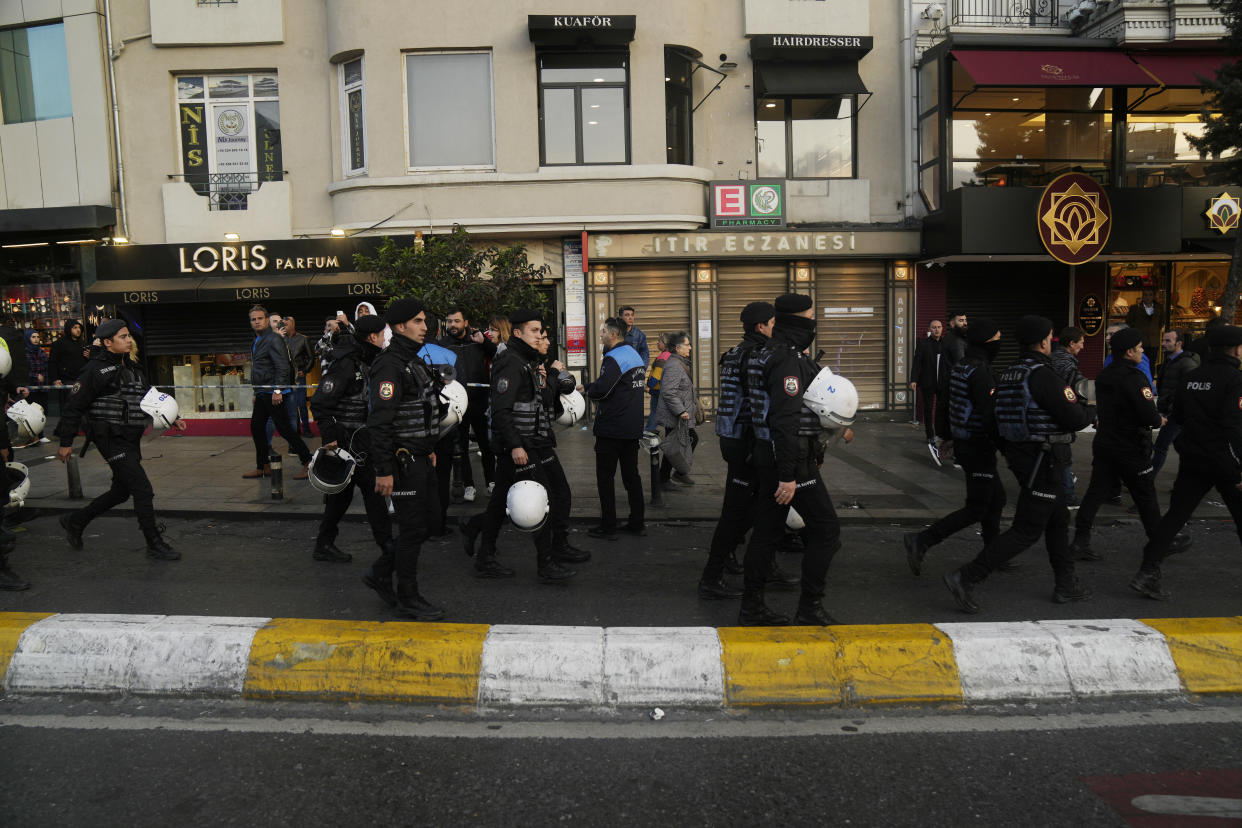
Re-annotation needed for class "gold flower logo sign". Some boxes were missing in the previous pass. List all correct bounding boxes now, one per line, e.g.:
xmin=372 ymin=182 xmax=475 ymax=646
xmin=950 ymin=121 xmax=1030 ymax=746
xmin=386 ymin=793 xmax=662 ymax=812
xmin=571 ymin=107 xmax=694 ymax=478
xmin=1037 ymin=173 xmax=1112 ymax=265
xmin=1206 ymin=192 xmax=1240 ymax=235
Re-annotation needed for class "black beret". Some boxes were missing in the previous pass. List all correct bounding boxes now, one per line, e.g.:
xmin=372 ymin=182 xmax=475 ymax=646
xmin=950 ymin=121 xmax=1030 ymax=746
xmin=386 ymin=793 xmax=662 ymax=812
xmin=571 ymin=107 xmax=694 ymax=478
xmin=774 ymin=293 xmax=813 ymax=314
xmin=510 ymin=308 xmax=543 ymax=329
xmin=1109 ymin=327 xmax=1143 ymax=356
xmin=1207 ymin=324 xmax=1242 ymax=348
xmin=740 ymin=301 xmax=776 ymax=328
xmin=383 ymin=298 xmax=424 ymax=326
xmin=95 ymin=319 xmax=127 ymax=341
xmin=967 ymin=316 xmax=1000 ymax=345
xmin=1014 ymin=314 xmax=1054 ymax=346
xmin=355 ymin=316 xmax=387 ymax=337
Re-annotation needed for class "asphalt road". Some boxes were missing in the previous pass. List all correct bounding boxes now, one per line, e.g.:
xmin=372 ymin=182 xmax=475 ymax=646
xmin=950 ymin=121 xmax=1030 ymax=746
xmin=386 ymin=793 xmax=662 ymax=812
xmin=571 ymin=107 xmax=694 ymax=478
xmin=2 ymin=696 xmax=1240 ymax=826
xmin=2 ymin=511 xmax=1238 ymax=625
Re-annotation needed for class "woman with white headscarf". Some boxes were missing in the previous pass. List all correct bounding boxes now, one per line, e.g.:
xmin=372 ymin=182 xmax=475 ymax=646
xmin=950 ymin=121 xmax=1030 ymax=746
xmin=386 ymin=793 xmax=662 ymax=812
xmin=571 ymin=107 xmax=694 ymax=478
xmin=354 ymin=301 xmax=391 ymax=348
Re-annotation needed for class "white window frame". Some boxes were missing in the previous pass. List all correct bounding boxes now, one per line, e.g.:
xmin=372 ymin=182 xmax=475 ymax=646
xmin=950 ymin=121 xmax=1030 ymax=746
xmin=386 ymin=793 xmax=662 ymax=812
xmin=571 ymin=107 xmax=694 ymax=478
xmin=340 ymin=57 xmax=368 ymax=177
xmin=173 ymin=72 xmax=281 ymax=180
xmin=403 ymin=49 xmax=497 ymax=173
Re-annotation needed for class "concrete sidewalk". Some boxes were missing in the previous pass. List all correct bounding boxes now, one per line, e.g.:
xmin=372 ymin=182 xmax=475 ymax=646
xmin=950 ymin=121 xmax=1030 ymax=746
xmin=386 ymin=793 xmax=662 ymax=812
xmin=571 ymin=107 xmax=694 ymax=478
xmin=17 ymin=416 xmax=1223 ymax=525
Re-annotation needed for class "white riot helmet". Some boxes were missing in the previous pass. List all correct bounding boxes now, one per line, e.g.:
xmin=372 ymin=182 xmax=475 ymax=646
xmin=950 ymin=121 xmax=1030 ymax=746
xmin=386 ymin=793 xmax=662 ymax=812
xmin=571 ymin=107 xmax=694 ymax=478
xmin=786 ymin=507 xmax=805 ymax=531
xmin=556 ymin=389 xmax=586 ymax=426
xmin=4 ymin=462 xmax=28 ymax=508
xmin=506 ymin=479 xmax=549 ymax=532
xmin=7 ymin=400 xmax=45 ymax=445
xmin=438 ymin=380 xmax=469 ymax=434
xmin=140 ymin=387 xmax=180 ymax=431
xmin=803 ymin=368 xmax=859 ymax=428
xmin=0 ymin=344 xmax=11 ymax=378
xmin=307 ymin=446 xmax=357 ymax=495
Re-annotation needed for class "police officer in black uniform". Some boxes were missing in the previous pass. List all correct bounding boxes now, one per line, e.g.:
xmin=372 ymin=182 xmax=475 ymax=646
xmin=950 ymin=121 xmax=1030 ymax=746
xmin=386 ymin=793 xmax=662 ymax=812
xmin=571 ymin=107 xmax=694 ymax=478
xmin=538 ymin=327 xmax=590 ymax=563
xmin=56 ymin=319 xmax=180 ymax=560
xmin=311 ymin=314 xmax=391 ymax=566
xmin=904 ymin=318 xmax=1005 ymax=574
xmin=700 ymin=301 xmax=775 ymax=600
xmin=0 ymin=415 xmax=27 ymax=590
xmin=367 ymin=298 xmax=445 ymax=620
xmin=461 ymin=309 xmax=577 ymax=582
xmin=1070 ymin=327 xmax=1190 ymax=561
xmin=740 ymin=294 xmax=842 ymax=626
xmin=1131 ymin=324 xmax=1242 ymax=600
xmin=944 ymin=315 xmax=1095 ymax=613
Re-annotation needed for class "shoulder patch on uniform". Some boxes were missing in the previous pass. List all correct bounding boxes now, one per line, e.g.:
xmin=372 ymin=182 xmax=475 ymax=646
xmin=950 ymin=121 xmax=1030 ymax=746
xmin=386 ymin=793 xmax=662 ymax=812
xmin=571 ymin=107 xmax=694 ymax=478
xmin=378 ymin=381 xmax=394 ymax=400
xmin=321 ymin=379 xmax=335 ymax=394
xmin=70 ymin=382 xmax=81 ymax=395
xmin=1141 ymin=386 xmax=1153 ymax=400
xmin=783 ymin=376 xmax=800 ymax=396
xmin=1063 ymin=387 xmax=1077 ymax=403
xmin=497 ymin=377 xmax=509 ymax=394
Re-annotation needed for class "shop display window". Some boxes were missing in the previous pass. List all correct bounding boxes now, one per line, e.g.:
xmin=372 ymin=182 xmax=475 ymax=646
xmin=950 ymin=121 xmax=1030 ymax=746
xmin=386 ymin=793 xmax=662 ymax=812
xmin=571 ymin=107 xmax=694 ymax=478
xmin=152 ymin=353 xmax=256 ymax=418
xmin=1106 ymin=263 xmax=1167 ymax=356
xmin=1171 ymin=261 xmax=1236 ymax=338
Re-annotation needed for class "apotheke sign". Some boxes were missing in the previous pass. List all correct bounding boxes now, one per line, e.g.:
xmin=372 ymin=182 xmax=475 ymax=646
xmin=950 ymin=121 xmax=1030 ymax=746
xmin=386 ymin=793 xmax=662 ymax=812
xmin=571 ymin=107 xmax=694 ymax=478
xmin=589 ymin=230 xmax=919 ymax=260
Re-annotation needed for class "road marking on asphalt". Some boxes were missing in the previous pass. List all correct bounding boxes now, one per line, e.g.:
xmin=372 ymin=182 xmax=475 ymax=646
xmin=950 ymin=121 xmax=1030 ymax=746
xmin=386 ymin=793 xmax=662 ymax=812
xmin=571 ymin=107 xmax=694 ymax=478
xmin=3 ymin=707 xmax=1238 ymax=740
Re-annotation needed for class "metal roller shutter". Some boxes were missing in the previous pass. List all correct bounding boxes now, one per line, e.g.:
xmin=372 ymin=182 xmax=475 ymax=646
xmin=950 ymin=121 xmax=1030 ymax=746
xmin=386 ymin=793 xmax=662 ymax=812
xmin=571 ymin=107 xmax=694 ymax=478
xmin=945 ymin=264 xmax=1069 ymax=370
xmin=815 ymin=261 xmax=887 ymax=411
xmin=612 ymin=264 xmax=691 ymax=415
xmin=129 ymin=298 xmax=362 ymax=357
xmin=717 ymin=263 xmax=786 ymax=350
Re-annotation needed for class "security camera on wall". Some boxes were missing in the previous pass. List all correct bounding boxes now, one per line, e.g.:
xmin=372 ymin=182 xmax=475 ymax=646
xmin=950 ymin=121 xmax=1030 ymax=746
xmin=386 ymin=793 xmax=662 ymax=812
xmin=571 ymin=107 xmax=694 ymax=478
xmin=925 ymin=3 xmax=944 ymax=21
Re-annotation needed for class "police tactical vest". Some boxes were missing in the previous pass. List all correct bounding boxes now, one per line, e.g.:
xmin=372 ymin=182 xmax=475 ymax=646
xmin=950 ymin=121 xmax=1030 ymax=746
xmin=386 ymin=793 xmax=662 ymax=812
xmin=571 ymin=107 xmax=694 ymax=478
xmin=512 ymin=362 xmax=551 ymax=439
xmin=330 ymin=358 xmax=369 ymax=430
xmin=716 ymin=342 xmax=755 ymax=441
xmin=949 ymin=359 xmax=984 ymax=441
xmin=393 ymin=359 xmax=442 ymax=444
xmin=88 ymin=363 xmax=148 ymax=428
xmin=994 ymin=358 xmax=1059 ymax=442
xmin=747 ymin=347 xmax=775 ymax=443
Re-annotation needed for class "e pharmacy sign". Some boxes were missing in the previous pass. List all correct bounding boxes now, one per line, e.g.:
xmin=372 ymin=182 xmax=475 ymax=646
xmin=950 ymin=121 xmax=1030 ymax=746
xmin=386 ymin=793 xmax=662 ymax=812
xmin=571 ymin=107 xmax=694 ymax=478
xmin=710 ymin=180 xmax=786 ymax=229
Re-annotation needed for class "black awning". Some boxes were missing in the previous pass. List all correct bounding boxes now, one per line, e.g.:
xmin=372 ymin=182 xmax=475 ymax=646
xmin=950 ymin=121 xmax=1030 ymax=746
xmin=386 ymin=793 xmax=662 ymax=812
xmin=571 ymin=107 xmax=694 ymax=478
xmin=195 ymin=276 xmax=310 ymax=302
xmin=754 ymin=60 xmax=869 ymax=97
xmin=528 ymin=15 xmax=635 ymax=47
xmin=0 ymin=205 xmax=116 ymax=237
xmin=85 ymin=278 xmax=201 ymax=304
xmin=306 ymin=272 xmax=384 ymax=299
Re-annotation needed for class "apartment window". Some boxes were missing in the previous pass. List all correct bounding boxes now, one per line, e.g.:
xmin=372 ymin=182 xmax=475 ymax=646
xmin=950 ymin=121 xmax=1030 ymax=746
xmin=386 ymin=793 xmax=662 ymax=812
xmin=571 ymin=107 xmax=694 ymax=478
xmin=0 ymin=22 xmax=72 ymax=124
xmin=665 ymin=47 xmax=692 ymax=165
xmin=175 ymin=73 xmax=281 ymax=210
xmin=406 ymin=52 xmax=494 ymax=169
xmin=539 ymin=52 xmax=629 ymax=166
xmin=341 ymin=58 xmax=366 ymax=175
xmin=756 ymin=96 xmax=856 ymax=179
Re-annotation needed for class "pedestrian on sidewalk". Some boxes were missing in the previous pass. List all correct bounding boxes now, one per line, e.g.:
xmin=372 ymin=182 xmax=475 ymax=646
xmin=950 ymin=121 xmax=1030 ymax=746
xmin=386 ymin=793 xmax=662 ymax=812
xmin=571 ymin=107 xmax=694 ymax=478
xmin=283 ymin=315 xmax=315 ymax=437
xmin=655 ymin=332 xmax=697 ymax=486
xmin=1131 ymin=324 xmax=1242 ymax=601
xmin=943 ymin=315 xmax=1095 ymax=614
xmin=909 ymin=320 xmax=943 ymax=464
xmin=23 ymin=330 xmax=48 ymax=415
xmin=584 ymin=316 xmax=647 ymax=541
xmin=904 ymin=318 xmax=1005 ymax=576
xmin=439 ymin=307 xmax=496 ymax=504
xmin=367 ymin=298 xmax=445 ymax=620
xmin=934 ymin=313 xmax=969 ymax=465
xmin=310 ymin=315 xmax=391 ymax=566
xmin=244 ymin=305 xmax=312 ymax=480
xmin=1152 ymin=328 xmax=1199 ymax=476
xmin=644 ymin=333 xmax=669 ymax=433
xmin=55 ymin=320 xmax=183 ymax=561
xmin=619 ymin=305 xmax=649 ymax=368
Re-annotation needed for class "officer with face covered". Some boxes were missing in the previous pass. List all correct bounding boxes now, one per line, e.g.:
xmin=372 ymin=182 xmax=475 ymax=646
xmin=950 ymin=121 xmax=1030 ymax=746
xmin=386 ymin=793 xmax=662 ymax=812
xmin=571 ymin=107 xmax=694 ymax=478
xmin=55 ymin=319 xmax=180 ymax=560
xmin=944 ymin=315 xmax=1095 ymax=613
xmin=740 ymin=293 xmax=843 ymax=626
xmin=904 ymin=318 xmax=1006 ymax=574
xmin=367 ymin=298 xmax=445 ymax=620
xmin=310 ymin=314 xmax=391 ymax=567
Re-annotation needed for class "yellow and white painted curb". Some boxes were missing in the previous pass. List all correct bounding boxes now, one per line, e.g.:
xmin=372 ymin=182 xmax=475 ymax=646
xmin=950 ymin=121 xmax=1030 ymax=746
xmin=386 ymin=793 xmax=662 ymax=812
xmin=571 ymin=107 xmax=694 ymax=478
xmin=1 ymin=613 xmax=1239 ymax=707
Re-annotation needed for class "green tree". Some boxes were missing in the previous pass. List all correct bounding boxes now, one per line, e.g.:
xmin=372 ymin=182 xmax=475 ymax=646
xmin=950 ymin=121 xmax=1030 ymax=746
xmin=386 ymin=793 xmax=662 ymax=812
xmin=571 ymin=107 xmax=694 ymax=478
xmin=1189 ymin=0 xmax=1242 ymax=321
xmin=353 ymin=225 xmax=547 ymax=327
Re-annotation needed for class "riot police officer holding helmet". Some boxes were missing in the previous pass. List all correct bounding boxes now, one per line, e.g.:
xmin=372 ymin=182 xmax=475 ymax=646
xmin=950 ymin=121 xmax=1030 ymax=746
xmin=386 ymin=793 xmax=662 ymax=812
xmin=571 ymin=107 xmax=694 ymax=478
xmin=368 ymin=298 xmax=445 ymax=620
xmin=56 ymin=319 xmax=183 ymax=560
xmin=944 ymin=315 xmax=1095 ymax=613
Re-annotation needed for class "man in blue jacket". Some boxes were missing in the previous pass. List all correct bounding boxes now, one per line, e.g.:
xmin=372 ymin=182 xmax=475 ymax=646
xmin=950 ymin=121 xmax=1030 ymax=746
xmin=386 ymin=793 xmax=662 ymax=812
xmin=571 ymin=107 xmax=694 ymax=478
xmin=619 ymin=305 xmax=649 ymax=368
xmin=244 ymin=305 xmax=313 ymax=479
xmin=419 ymin=321 xmax=459 ymax=536
xmin=585 ymin=316 xmax=646 ymax=539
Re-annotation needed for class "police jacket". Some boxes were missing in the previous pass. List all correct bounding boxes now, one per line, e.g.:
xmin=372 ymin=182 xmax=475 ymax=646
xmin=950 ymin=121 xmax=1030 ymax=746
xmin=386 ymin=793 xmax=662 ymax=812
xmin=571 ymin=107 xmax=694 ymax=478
xmin=1171 ymin=354 xmax=1242 ymax=483
xmin=1156 ymin=349 xmax=1200 ymax=416
xmin=993 ymin=350 xmax=1094 ymax=461
xmin=437 ymin=331 xmax=494 ymax=387
xmin=947 ymin=344 xmax=998 ymax=457
xmin=310 ymin=334 xmax=376 ymax=444
xmin=250 ymin=328 xmax=293 ymax=393
xmin=1093 ymin=358 xmax=1163 ymax=456
xmin=56 ymin=349 xmax=150 ymax=446
xmin=489 ymin=336 xmax=555 ymax=452
xmin=716 ymin=331 xmax=768 ymax=462
xmin=586 ymin=342 xmax=646 ymax=440
xmin=749 ymin=320 xmax=822 ymax=481
xmin=367 ymin=333 xmax=444 ymax=475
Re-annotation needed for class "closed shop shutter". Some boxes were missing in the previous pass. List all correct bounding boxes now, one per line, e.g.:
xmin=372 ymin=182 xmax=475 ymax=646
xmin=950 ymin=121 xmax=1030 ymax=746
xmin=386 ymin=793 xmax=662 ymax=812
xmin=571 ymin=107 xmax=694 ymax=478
xmin=717 ymin=263 xmax=786 ymax=350
xmin=612 ymin=264 xmax=691 ymax=364
xmin=130 ymin=298 xmax=348 ymax=357
xmin=946 ymin=263 xmax=1069 ymax=370
xmin=816 ymin=261 xmax=887 ymax=410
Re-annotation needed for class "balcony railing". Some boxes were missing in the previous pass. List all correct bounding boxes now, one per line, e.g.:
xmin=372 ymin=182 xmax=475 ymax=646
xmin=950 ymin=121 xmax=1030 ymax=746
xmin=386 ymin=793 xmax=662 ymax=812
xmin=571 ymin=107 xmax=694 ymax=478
xmin=167 ymin=171 xmax=284 ymax=211
xmin=950 ymin=0 xmax=1065 ymax=28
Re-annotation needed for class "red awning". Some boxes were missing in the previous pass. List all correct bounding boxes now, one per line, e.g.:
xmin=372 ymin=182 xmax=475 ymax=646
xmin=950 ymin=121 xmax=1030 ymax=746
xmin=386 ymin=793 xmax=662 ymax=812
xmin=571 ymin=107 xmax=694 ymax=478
xmin=1129 ymin=53 xmax=1235 ymax=87
xmin=953 ymin=49 xmax=1154 ymax=87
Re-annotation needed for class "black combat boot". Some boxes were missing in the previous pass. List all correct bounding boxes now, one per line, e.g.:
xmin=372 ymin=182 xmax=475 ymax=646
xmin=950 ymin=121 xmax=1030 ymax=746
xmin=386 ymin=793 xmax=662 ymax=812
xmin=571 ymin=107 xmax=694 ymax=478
xmin=0 ymin=553 xmax=29 ymax=591
xmin=474 ymin=543 xmax=516 ymax=579
xmin=536 ymin=552 xmax=576 ymax=583
xmin=460 ymin=520 xmax=480 ymax=557
xmin=738 ymin=592 xmax=789 ymax=626
xmin=1069 ymin=532 xmax=1100 ymax=561
xmin=313 ymin=537 xmax=352 ymax=563
xmin=394 ymin=580 xmax=445 ymax=621
xmin=766 ymin=558 xmax=800 ymax=588
xmin=697 ymin=578 xmax=743 ymax=600
xmin=792 ymin=599 xmax=839 ymax=626
xmin=60 ymin=513 xmax=85 ymax=550
xmin=943 ymin=569 xmax=980 ymax=614
xmin=903 ymin=532 xmax=929 ymax=576
xmin=552 ymin=535 xmax=591 ymax=564
xmin=1168 ymin=533 xmax=1193 ymax=556
xmin=1130 ymin=567 xmax=1170 ymax=600
xmin=362 ymin=569 xmax=397 ymax=607
xmin=723 ymin=546 xmax=744 ymax=575
xmin=145 ymin=531 xmax=180 ymax=561
xmin=1051 ymin=576 xmax=1093 ymax=604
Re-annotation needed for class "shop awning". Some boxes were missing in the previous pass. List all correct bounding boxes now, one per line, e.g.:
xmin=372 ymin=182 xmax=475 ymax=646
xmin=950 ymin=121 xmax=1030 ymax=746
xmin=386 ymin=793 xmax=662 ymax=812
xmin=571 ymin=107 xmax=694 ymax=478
xmin=952 ymin=49 xmax=1154 ymax=87
xmin=307 ymin=272 xmax=383 ymax=298
xmin=1129 ymin=53 xmax=1235 ymax=88
xmin=195 ymin=276 xmax=310 ymax=302
xmin=84 ymin=278 xmax=200 ymax=304
xmin=527 ymin=15 xmax=635 ymax=47
xmin=754 ymin=60 xmax=868 ymax=98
